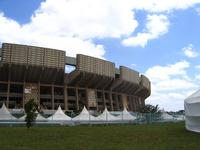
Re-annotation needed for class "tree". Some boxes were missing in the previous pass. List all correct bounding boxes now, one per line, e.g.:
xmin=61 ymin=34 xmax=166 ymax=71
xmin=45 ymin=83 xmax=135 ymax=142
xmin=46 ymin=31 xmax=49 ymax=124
xmin=24 ymin=99 xmax=38 ymax=128
xmin=138 ymin=104 xmax=161 ymax=123
xmin=139 ymin=104 xmax=161 ymax=114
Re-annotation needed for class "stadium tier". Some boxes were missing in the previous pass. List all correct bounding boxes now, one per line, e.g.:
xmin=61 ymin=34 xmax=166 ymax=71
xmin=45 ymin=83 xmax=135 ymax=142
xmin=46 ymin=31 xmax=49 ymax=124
xmin=0 ymin=43 xmax=151 ymax=112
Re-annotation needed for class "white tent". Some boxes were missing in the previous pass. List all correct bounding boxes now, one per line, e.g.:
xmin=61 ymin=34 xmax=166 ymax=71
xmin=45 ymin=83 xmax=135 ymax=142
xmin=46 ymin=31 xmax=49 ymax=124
xmin=117 ymin=107 xmax=136 ymax=121
xmin=18 ymin=111 xmax=47 ymax=121
xmin=95 ymin=107 xmax=120 ymax=121
xmin=0 ymin=103 xmax=17 ymax=120
xmin=19 ymin=114 xmax=26 ymax=121
xmin=48 ymin=106 xmax=71 ymax=121
xmin=36 ymin=111 xmax=47 ymax=121
xmin=73 ymin=106 xmax=96 ymax=121
xmin=175 ymin=115 xmax=185 ymax=121
xmin=185 ymin=89 xmax=200 ymax=133
xmin=161 ymin=112 xmax=174 ymax=120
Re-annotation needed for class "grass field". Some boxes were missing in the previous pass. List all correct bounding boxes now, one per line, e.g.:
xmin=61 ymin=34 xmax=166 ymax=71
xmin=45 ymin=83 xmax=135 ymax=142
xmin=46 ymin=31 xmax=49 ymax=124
xmin=0 ymin=122 xmax=200 ymax=150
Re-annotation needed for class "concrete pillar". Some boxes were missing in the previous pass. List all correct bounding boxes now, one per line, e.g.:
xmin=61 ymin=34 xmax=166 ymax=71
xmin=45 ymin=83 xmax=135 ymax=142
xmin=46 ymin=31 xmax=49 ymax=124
xmin=64 ymin=85 xmax=68 ymax=110
xmin=102 ymin=90 xmax=106 ymax=108
xmin=115 ymin=94 xmax=119 ymax=110
xmin=109 ymin=92 xmax=114 ymax=111
xmin=38 ymin=82 xmax=40 ymax=108
xmin=95 ymin=89 xmax=98 ymax=111
xmin=6 ymin=81 xmax=10 ymax=108
xmin=75 ymin=87 xmax=79 ymax=111
xmin=51 ymin=85 xmax=54 ymax=110
xmin=85 ymin=88 xmax=89 ymax=109
xmin=22 ymin=82 xmax=25 ymax=108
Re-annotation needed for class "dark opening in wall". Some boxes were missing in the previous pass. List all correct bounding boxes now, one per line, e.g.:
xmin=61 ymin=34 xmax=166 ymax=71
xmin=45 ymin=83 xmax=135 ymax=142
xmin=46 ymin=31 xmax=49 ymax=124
xmin=0 ymin=83 xmax=7 ymax=92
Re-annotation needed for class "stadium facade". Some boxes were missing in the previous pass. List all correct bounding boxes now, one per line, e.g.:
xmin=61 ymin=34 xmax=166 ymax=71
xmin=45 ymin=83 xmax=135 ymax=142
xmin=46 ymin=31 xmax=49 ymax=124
xmin=0 ymin=43 xmax=151 ymax=112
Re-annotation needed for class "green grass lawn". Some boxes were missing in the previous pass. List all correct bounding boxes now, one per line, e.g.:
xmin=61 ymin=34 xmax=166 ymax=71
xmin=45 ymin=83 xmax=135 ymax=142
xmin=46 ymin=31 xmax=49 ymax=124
xmin=0 ymin=122 xmax=200 ymax=150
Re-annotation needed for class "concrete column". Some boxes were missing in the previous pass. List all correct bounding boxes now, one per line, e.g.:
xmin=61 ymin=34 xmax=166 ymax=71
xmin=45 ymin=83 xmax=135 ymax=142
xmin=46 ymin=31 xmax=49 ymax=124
xmin=85 ymin=88 xmax=89 ymax=109
xmin=109 ymin=92 xmax=114 ymax=111
xmin=129 ymin=96 xmax=133 ymax=111
xmin=64 ymin=85 xmax=68 ymax=110
xmin=118 ymin=94 xmax=123 ymax=110
xmin=135 ymin=98 xmax=139 ymax=111
xmin=22 ymin=82 xmax=25 ymax=109
xmin=115 ymin=94 xmax=119 ymax=110
xmin=95 ymin=89 xmax=98 ymax=111
xmin=102 ymin=90 xmax=106 ymax=108
xmin=6 ymin=81 xmax=10 ymax=108
xmin=51 ymin=85 xmax=54 ymax=110
xmin=75 ymin=87 xmax=79 ymax=111
xmin=7 ymin=64 xmax=11 ymax=108
xmin=38 ymin=82 xmax=40 ymax=108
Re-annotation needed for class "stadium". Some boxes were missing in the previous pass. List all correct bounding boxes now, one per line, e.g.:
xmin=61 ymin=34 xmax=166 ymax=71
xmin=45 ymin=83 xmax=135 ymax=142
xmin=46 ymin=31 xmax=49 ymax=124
xmin=0 ymin=43 xmax=151 ymax=112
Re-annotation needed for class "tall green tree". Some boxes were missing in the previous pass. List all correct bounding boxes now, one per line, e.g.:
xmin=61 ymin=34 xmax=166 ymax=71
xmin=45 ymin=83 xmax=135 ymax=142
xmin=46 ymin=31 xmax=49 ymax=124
xmin=24 ymin=99 xmax=38 ymax=128
xmin=139 ymin=104 xmax=161 ymax=114
xmin=138 ymin=104 xmax=161 ymax=123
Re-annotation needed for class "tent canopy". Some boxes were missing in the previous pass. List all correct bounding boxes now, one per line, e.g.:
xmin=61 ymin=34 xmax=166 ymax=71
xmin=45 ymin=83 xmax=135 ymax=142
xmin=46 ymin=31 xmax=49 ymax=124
xmin=48 ymin=106 xmax=71 ymax=121
xmin=19 ymin=114 xmax=26 ymax=121
xmin=185 ymin=90 xmax=200 ymax=116
xmin=0 ymin=103 xmax=17 ymax=120
xmin=19 ymin=111 xmax=47 ymax=121
xmin=35 ymin=111 xmax=47 ymax=121
xmin=185 ymin=89 xmax=200 ymax=133
xmin=95 ymin=107 xmax=120 ymax=121
xmin=185 ymin=89 xmax=200 ymax=103
xmin=73 ymin=106 xmax=96 ymax=121
xmin=161 ymin=112 xmax=173 ymax=120
xmin=117 ymin=107 xmax=136 ymax=120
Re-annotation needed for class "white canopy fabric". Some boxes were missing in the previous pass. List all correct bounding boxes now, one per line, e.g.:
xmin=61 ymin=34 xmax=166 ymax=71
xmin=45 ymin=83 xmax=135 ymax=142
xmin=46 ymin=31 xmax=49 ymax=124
xmin=18 ymin=111 xmax=47 ymax=121
xmin=73 ymin=106 xmax=96 ymax=121
xmin=19 ymin=115 xmax=26 ymax=121
xmin=95 ymin=107 xmax=120 ymax=121
xmin=175 ymin=115 xmax=185 ymax=121
xmin=48 ymin=106 xmax=71 ymax=121
xmin=117 ymin=107 xmax=136 ymax=120
xmin=35 ymin=111 xmax=47 ymax=121
xmin=0 ymin=103 xmax=17 ymax=120
xmin=185 ymin=90 xmax=200 ymax=133
xmin=161 ymin=112 xmax=174 ymax=120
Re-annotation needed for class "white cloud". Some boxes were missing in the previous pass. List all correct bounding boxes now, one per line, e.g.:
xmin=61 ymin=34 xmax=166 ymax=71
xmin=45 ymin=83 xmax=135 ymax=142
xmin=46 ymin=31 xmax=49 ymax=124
xmin=195 ymin=74 xmax=200 ymax=80
xmin=129 ymin=0 xmax=200 ymax=12
xmin=121 ymin=0 xmax=200 ymax=47
xmin=0 ymin=0 xmax=200 ymax=53
xmin=195 ymin=65 xmax=200 ymax=69
xmin=145 ymin=60 xmax=198 ymax=111
xmin=145 ymin=60 xmax=189 ymax=82
xmin=0 ymin=0 xmax=141 ymax=58
xmin=196 ymin=7 xmax=200 ymax=15
xmin=130 ymin=63 xmax=137 ymax=67
xmin=182 ymin=44 xmax=199 ymax=58
xmin=122 ymin=14 xmax=169 ymax=47
xmin=0 ymin=12 xmax=106 ymax=58
xmin=29 ymin=0 xmax=138 ymax=39
xmin=194 ymin=65 xmax=200 ymax=82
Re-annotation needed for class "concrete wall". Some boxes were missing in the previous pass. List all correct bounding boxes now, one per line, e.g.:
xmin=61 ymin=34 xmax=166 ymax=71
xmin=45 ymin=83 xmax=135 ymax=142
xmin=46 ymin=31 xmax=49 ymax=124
xmin=141 ymin=75 xmax=150 ymax=89
xmin=77 ymin=54 xmax=115 ymax=77
xmin=120 ymin=66 xmax=140 ymax=84
xmin=1 ymin=43 xmax=65 ymax=69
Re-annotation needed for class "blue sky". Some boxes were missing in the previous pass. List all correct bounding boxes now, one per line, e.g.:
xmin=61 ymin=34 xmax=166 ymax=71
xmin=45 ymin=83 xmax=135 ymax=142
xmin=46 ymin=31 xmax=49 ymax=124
xmin=1 ymin=0 xmax=200 ymax=111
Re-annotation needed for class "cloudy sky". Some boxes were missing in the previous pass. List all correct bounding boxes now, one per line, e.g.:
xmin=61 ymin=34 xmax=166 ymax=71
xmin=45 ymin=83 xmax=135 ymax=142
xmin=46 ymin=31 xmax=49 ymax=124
xmin=1 ymin=0 xmax=200 ymax=111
